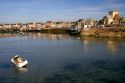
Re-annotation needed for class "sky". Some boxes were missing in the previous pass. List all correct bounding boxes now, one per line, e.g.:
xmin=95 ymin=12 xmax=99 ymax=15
xmin=0 ymin=0 xmax=125 ymax=23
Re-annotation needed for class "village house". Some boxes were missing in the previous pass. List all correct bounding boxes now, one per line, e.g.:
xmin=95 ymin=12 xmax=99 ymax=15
xmin=0 ymin=24 xmax=3 ymax=29
xmin=53 ymin=22 xmax=63 ymax=28
xmin=45 ymin=21 xmax=54 ymax=28
xmin=85 ymin=18 xmax=94 ymax=28
xmin=77 ymin=19 xmax=85 ymax=29
xmin=14 ymin=23 xmax=22 ymax=29
xmin=61 ymin=21 xmax=71 ymax=29
xmin=20 ymin=24 xmax=27 ymax=31
xmin=9 ymin=23 xmax=22 ymax=29
xmin=36 ymin=23 xmax=44 ymax=30
xmin=27 ymin=22 xmax=37 ymax=30
xmin=3 ymin=24 xmax=12 ymax=29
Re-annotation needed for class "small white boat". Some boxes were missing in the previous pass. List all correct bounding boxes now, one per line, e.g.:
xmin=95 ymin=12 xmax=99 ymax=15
xmin=11 ymin=55 xmax=28 ymax=68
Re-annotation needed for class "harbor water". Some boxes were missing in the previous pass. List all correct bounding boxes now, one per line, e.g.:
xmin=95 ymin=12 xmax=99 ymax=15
xmin=0 ymin=33 xmax=125 ymax=83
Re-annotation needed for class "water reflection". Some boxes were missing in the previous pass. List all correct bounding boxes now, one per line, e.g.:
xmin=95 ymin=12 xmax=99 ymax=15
xmin=13 ymin=67 xmax=28 ymax=74
xmin=26 ymin=33 xmax=78 ymax=40
xmin=82 ymin=39 xmax=89 ymax=53
xmin=80 ymin=37 xmax=125 ymax=55
xmin=26 ymin=33 xmax=125 ymax=55
xmin=0 ymin=33 xmax=16 ymax=38
xmin=107 ymin=40 xmax=118 ymax=55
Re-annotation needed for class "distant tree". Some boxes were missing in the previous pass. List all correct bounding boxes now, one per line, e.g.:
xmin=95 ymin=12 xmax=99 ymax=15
xmin=98 ymin=19 xmax=104 ymax=25
xmin=103 ymin=16 xmax=107 ymax=19
xmin=120 ymin=17 xmax=124 ymax=22
xmin=103 ymin=16 xmax=107 ymax=25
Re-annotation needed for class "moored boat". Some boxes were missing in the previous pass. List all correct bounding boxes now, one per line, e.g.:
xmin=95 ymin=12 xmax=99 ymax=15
xmin=69 ymin=26 xmax=81 ymax=35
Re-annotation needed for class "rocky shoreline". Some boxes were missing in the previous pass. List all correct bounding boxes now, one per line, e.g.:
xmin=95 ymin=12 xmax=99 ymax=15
xmin=80 ymin=27 xmax=125 ymax=38
xmin=0 ymin=27 xmax=125 ymax=38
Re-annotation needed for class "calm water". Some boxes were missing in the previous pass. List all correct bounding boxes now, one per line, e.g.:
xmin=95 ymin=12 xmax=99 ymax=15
xmin=0 ymin=33 xmax=125 ymax=83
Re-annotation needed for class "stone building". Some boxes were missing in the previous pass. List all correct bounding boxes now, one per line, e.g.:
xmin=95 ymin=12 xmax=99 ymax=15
xmin=77 ymin=19 xmax=85 ymax=29
xmin=0 ymin=24 xmax=3 ymax=29
xmin=85 ymin=18 xmax=94 ymax=28
xmin=46 ymin=21 xmax=53 ymax=28
xmin=12 ymin=23 xmax=22 ymax=29
xmin=27 ymin=22 xmax=37 ymax=30
xmin=62 ymin=22 xmax=71 ymax=28
xmin=53 ymin=22 xmax=63 ymax=28
xmin=103 ymin=10 xmax=121 ymax=26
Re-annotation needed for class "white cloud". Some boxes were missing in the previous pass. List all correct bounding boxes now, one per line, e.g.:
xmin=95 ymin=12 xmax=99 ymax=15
xmin=65 ymin=6 xmax=101 ymax=12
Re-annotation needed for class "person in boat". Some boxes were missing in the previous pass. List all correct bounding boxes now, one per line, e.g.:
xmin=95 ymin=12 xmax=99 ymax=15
xmin=14 ymin=55 xmax=23 ymax=64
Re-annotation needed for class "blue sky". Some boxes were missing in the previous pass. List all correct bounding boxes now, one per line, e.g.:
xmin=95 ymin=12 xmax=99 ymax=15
xmin=0 ymin=0 xmax=125 ymax=23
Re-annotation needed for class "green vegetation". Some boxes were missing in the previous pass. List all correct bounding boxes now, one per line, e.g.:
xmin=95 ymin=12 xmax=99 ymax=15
xmin=0 ymin=29 xmax=69 ymax=34
xmin=0 ymin=29 xmax=20 ymax=34
xmin=23 ymin=29 xmax=69 ymax=34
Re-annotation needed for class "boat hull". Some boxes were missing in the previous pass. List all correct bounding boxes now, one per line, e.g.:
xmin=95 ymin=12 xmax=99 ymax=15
xmin=11 ymin=58 xmax=28 ymax=68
